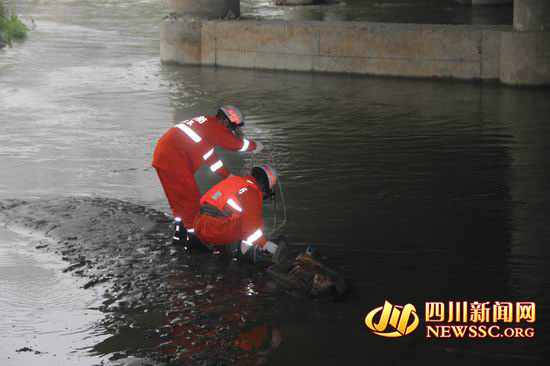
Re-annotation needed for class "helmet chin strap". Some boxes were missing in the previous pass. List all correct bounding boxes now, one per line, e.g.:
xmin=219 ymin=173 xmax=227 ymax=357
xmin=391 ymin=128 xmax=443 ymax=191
xmin=241 ymin=138 xmax=287 ymax=235
xmin=265 ymin=177 xmax=286 ymax=236
xmin=263 ymin=189 xmax=275 ymax=200
xmin=233 ymin=126 xmax=243 ymax=137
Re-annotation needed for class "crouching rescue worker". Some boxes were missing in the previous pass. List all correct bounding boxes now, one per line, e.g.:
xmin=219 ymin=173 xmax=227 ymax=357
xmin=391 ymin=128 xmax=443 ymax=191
xmin=152 ymin=106 xmax=264 ymax=247
xmin=192 ymin=165 xmax=279 ymax=263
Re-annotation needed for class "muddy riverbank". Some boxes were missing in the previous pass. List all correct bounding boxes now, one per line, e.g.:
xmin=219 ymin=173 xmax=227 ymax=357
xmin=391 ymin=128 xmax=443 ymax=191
xmin=0 ymin=196 xmax=335 ymax=364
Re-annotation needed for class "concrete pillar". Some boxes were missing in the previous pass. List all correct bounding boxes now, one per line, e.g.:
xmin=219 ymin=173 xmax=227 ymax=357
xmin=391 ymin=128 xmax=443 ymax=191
xmin=500 ymin=31 xmax=550 ymax=85
xmin=161 ymin=0 xmax=240 ymax=65
xmin=160 ymin=16 xmax=203 ymax=65
xmin=513 ymin=0 xmax=550 ymax=31
xmin=500 ymin=0 xmax=550 ymax=86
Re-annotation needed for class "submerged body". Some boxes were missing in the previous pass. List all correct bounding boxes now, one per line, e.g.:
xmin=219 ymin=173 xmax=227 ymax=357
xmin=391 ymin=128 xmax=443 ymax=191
xmin=268 ymin=237 xmax=347 ymax=301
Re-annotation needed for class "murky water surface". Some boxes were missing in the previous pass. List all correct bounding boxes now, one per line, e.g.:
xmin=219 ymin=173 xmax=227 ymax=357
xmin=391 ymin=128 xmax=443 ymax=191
xmin=243 ymin=0 xmax=512 ymax=24
xmin=1 ymin=0 xmax=548 ymax=365
xmin=0 ymin=227 xmax=107 ymax=365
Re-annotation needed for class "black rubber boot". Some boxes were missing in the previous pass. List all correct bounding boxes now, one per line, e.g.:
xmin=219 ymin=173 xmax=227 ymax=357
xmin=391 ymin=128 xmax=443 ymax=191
xmin=184 ymin=233 xmax=212 ymax=253
xmin=240 ymin=244 xmax=273 ymax=264
xmin=171 ymin=217 xmax=186 ymax=246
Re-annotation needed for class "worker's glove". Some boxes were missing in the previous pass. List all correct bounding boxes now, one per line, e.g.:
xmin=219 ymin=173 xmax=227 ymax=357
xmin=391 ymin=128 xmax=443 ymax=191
xmin=253 ymin=140 xmax=264 ymax=153
xmin=264 ymin=241 xmax=278 ymax=254
xmin=239 ymin=241 xmax=273 ymax=264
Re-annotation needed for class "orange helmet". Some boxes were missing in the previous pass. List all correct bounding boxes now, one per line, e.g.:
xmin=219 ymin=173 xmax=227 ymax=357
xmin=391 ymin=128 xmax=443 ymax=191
xmin=218 ymin=105 xmax=244 ymax=128
xmin=252 ymin=165 xmax=278 ymax=193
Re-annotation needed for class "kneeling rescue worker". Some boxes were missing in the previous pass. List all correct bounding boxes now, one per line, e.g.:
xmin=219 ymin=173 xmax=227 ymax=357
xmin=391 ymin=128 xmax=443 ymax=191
xmin=192 ymin=165 xmax=279 ymax=262
xmin=152 ymin=106 xmax=264 ymax=247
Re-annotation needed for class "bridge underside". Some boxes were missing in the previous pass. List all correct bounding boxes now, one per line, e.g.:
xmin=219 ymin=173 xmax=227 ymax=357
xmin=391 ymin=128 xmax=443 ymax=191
xmin=160 ymin=0 xmax=550 ymax=87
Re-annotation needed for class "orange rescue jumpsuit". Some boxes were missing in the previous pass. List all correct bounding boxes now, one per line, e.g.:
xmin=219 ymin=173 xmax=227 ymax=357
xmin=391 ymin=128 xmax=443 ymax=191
xmin=193 ymin=175 xmax=268 ymax=248
xmin=152 ymin=116 xmax=257 ymax=228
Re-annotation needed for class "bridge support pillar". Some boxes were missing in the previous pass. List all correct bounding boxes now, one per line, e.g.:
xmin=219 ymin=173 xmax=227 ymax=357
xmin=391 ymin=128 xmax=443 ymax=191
xmin=161 ymin=0 xmax=240 ymax=65
xmin=500 ymin=0 xmax=550 ymax=86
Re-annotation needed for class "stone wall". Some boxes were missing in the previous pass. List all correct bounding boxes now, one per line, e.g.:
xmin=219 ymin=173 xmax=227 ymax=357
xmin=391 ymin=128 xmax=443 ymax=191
xmin=160 ymin=18 xmax=549 ymax=86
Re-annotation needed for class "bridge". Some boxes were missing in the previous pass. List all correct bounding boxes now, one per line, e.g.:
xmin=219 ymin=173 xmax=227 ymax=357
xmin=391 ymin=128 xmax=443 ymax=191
xmin=160 ymin=0 xmax=550 ymax=86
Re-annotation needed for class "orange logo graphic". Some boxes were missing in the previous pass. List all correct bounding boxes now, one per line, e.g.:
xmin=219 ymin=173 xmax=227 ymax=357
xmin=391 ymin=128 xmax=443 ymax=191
xmin=365 ymin=300 xmax=419 ymax=337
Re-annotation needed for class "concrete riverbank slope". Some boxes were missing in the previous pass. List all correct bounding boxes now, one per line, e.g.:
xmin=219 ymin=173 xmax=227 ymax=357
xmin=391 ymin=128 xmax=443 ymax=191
xmin=161 ymin=18 xmax=549 ymax=86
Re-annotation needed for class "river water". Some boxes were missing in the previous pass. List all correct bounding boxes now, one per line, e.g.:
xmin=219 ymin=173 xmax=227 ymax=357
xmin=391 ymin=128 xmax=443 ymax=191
xmin=1 ymin=0 xmax=548 ymax=365
xmin=243 ymin=0 xmax=512 ymax=24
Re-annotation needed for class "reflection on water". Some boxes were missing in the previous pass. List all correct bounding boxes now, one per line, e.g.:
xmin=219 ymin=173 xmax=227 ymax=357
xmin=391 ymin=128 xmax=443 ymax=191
xmin=0 ymin=0 xmax=548 ymax=364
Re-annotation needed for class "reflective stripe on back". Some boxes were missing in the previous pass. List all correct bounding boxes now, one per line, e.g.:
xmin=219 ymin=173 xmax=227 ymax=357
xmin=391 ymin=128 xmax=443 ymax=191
xmin=226 ymin=198 xmax=243 ymax=212
xmin=210 ymin=160 xmax=223 ymax=172
xmin=239 ymin=139 xmax=250 ymax=152
xmin=176 ymin=123 xmax=202 ymax=143
xmin=200 ymin=176 xmax=258 ymax=217
xmin=203 ymin=148 xmax=214 ymax=160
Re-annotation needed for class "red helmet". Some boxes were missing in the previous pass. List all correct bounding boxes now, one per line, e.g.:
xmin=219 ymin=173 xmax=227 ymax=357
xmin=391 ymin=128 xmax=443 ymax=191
xmin=219 ymin=105 xmax=244 ymax=127
xmin=252 ymin=165 xmax=278 ymax=191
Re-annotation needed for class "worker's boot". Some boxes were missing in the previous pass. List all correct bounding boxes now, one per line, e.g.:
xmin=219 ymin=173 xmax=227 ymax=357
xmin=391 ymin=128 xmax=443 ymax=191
xmin=239 ymin=242 xmax=273 ymax=264
xmin=171 ymin=217 xmax=185 ymax=246
xmin=184 ymin=232 xmax=212 ymax=253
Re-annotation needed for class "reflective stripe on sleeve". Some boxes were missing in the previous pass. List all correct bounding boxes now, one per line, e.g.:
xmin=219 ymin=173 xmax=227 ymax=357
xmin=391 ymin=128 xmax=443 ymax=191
xmin=203 ymin=148 xmax=214 ymax=160
xmin=176 ymin=124 xmax=202 ymax=143
xmin=210 ymin=160 xmax=223 ymax=172
xmin=243 ymin=228 xmax=262 ymax=245
xmin=187 ymin=228 xmax=194 ymax=233
xmin=239 ymin=139 xmax=250 ymax=152
xmin=226 ymin=198 xmax=243 ymax=212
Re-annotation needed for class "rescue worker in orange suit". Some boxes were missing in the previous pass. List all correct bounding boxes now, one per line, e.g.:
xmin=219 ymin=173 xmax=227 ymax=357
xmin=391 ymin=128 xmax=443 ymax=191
xmin=193 ymin=165 xmax=279 ymax=262
xmin=152 ymin=106 xmax=264 ymax=247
